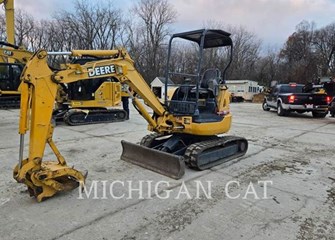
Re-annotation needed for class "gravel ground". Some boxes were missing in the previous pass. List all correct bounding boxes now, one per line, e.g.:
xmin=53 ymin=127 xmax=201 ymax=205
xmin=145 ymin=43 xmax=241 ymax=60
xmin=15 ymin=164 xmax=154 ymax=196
xmin=0 ymin=102 xmax=334 ymax=240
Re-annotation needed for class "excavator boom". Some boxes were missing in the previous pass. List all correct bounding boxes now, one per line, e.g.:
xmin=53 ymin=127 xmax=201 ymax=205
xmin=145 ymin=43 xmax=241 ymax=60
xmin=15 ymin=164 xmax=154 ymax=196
xmin=0 ymin=41 xmax=32 ymax=63
xmin=15 ymin=49 xmax=173 ymax=201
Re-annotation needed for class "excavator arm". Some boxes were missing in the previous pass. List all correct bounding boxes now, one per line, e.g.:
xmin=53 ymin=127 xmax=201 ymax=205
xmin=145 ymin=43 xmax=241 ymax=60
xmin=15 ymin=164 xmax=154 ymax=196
xmin=14 ymin=50 xmax=86 ymax=201
xmin=51 ymin=49 xmax=167 ymax=131
xmin=0 ymin=41 xmax=32 ymax=63
xmin=49 ymin=49 xmax=230 ymax=135
xmin=14 ymin=49 xmax=170 ymax=201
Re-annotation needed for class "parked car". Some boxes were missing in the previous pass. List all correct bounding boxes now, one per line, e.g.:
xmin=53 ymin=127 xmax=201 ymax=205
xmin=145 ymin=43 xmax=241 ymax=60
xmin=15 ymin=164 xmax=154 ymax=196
xmin=262 ymin=83 xmax=331 ymax=118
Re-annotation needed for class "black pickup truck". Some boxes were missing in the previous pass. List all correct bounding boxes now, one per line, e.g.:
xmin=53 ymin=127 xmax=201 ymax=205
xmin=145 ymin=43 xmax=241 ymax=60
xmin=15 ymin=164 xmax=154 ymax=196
xmin=262 ymin=83 xmax=331 ymax=118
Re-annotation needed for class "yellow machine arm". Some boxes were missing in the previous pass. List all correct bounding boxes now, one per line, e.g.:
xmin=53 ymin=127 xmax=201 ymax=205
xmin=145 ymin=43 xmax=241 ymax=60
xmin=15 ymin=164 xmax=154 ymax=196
xmin=14 ymin=51 xmax=86 ymax=202
xmin=48 ymin=49 xmax=231 ymax=135
xmin=0 ymin=0 xmax=15 ymax=63
xmin=15 ymin=49 xmax=167 ymax=201
xmin=0 ymin=42 xmax=32 ymax=63
xmin=0 ymin=0 xmax=14 ymax=44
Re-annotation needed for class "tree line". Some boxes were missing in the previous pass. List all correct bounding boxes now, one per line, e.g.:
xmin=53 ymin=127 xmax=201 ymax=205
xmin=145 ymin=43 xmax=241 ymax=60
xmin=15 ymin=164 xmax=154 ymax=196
xmin=0 ymin=0 xmax=334 ymax=86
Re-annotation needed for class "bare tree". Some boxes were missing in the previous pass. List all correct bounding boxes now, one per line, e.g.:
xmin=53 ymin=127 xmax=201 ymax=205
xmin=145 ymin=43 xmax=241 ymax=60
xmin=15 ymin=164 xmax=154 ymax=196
xmin=7 ymin=0 xmax=334 ymax=87
xmin=129 ymin=0 xmax=177 ymax=82
xmin=226 ymin=26 xmax=261 ymax=80
xmin=201 ymin=21 xmax=262 ymax=80
xmin=55 ymin=0 xmax=123 ymax=50
xmin=313 ymin=23 xmax=335 ymax=77
xmin=279 ymin=21 xmax=318 ymax=83
xmin=255 ymin=49 xmax=281 ymax=86
xmin=14 ymin=9 xmax=34 ymax=47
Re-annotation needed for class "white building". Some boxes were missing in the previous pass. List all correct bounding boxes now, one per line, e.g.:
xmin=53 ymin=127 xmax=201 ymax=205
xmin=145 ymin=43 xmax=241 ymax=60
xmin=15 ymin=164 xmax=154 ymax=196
xmin=225 ymin=80 xmax=261 ymax=101
xmin=150 ymin=77 xmax=176 ymax=100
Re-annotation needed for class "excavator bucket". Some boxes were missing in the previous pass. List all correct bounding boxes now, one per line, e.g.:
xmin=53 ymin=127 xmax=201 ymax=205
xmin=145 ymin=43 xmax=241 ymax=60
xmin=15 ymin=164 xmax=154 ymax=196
xmin=121 ymin=140 xmax=185 ymax=179
xmin=13 ymin=160 xmax=86 ymax=202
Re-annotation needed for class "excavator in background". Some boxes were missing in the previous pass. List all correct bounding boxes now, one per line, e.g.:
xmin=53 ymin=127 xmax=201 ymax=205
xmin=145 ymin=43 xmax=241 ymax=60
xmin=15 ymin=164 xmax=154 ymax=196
xmin=0 ymin=0 xmax=22 ymax=108
xmin=52 ymin=56 xmax=127 ymax=125
xmin=0 ymin=42 xmax=127 ymax=121
xmin=0 ymin=41 xmax=31 ymax=108
xmin=0 ymin=0 xmax=127 ymax=119
xmin=0 ymin=41 xmax=31 ymax=63
xmin=14 ymin=29 xmax=248 ymax=201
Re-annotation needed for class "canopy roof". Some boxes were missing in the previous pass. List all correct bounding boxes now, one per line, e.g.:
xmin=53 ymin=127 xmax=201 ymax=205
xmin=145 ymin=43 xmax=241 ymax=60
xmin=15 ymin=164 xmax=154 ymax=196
xmin=172 ymin=29 xmax=232 ymax=48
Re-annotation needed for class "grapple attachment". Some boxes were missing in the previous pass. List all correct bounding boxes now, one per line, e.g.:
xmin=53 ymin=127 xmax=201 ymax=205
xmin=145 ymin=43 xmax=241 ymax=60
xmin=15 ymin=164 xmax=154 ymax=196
xmin=13 ymin=160 xmax=86 ymax=202
xmin=121 ymin=140 xmax=185 ymax=179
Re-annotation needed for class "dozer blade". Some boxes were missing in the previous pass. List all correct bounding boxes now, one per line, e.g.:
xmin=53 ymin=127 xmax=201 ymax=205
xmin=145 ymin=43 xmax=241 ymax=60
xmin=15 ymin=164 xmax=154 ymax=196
xmin=121 ymin=140 xmax=185 ymax=180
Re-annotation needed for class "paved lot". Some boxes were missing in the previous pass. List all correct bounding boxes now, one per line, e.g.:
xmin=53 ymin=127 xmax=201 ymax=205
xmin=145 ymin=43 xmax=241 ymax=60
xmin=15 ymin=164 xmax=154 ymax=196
xmin=0 ymin=103 xmax=335 ymax=240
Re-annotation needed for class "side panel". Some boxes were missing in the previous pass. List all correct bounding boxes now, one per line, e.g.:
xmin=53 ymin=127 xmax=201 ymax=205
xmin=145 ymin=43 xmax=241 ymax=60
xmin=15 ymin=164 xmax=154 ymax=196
xmin=70 ymin=82 xmax=121 ymax=108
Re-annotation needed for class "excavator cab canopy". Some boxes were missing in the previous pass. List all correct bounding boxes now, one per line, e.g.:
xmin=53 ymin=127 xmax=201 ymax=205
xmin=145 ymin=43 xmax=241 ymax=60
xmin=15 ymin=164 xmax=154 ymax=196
xmin=164 ymin=29 xmax=233 ymax=117
xmin=171 ymin=29 xmax=232 ymax=49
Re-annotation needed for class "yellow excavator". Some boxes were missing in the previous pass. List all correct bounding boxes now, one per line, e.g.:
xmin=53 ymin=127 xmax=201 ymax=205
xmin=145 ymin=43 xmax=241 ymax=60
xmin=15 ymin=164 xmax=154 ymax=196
xmin=0 ymin=41 xmax=31 ymax=107
xmin=0 ymin=43 xmax=127 ymax=121
xmin=14 ymin=29 xmax=248 ymax=201
xmin=52 ymin=55 xmax=127 ymax=125
xmin=0 ymin=0 xmax=125 ymax=119
xmin=0 ymin=0 xmax=22 ymax=108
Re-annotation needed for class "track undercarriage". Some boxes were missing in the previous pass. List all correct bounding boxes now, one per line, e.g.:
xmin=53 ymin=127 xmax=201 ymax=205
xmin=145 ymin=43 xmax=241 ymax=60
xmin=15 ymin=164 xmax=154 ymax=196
xmin=0 ymin=95 xmax=20 ymax=109
xmin=53 ymin=108 xmax=127 ymax=126
xmin=121 ymin=133 xmax=248 ymax=179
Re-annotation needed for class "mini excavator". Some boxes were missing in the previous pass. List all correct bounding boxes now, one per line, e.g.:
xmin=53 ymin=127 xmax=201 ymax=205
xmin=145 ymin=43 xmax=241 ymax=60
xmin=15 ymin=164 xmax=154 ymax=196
xmin=0 ymin=43 xmax=127 ymax=122
xmin=0 ymin=0 xmax=24 ymax=108
xmin=14 ymin=29 xmax=248 ymax=201
xmin=52 ymin=56 xmax=127 ymax=125
xmin=0 ymin=41 xmax=31 ymax=108
xmin=0 ymin=47 xmax=127 ymax=122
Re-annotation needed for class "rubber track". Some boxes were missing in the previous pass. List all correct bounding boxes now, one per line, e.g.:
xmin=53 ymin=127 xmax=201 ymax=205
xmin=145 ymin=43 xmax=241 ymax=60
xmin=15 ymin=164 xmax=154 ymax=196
xmin=140 ymin=133 xmax=161 ymax=147
xmin=0 ymin=98 xmax=20 ymax=109
xmin=64 ymin=109 xmax=127 ymax=126
xmin=184 ymin=135 xmax=248 ymax=170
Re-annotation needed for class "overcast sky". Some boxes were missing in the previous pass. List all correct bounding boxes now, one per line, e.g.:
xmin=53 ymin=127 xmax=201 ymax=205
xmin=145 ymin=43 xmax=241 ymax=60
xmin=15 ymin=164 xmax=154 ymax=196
xmin=9 ymin=0 xmax=335 ymax=49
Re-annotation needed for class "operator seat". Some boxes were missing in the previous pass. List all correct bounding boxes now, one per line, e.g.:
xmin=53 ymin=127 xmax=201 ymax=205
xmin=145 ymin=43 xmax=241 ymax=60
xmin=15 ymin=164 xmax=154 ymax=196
xmin=199 ymin=68 xmax=221 ymax=97
xmin=171 ymin=84 xmax=193 ymax=101
xmin=191 ymin=68 xmax=224 ymax=123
